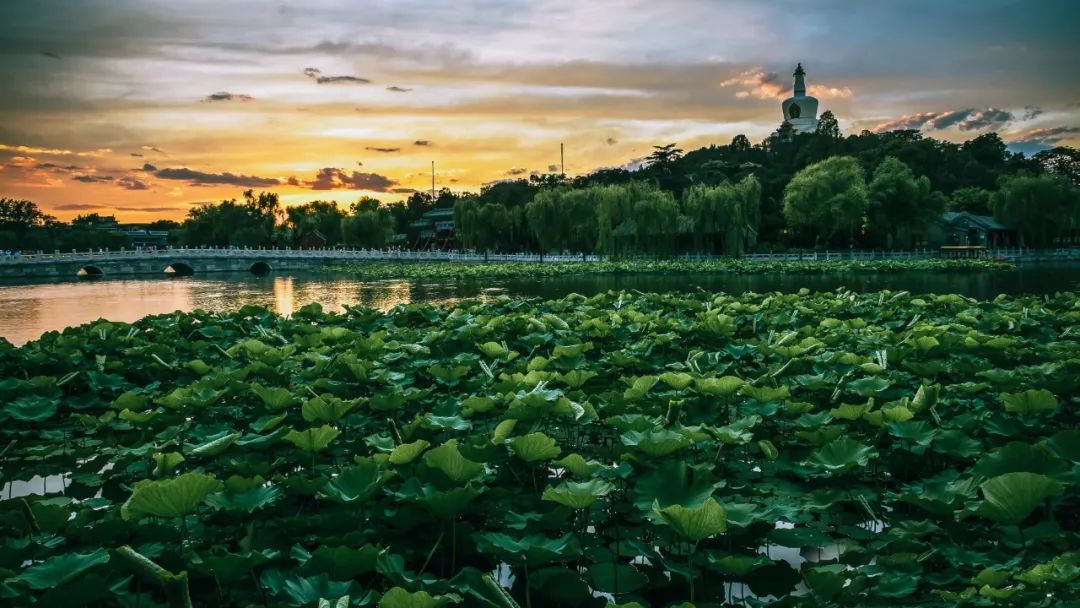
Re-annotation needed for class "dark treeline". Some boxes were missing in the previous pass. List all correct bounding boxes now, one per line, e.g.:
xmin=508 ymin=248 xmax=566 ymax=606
xmin=3 ymin=119 xmax=1078 ymax=254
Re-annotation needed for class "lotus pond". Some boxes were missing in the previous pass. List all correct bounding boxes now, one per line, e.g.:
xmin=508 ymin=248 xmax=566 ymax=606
xmin=0 ymin=289 xmax=1077 ymax=607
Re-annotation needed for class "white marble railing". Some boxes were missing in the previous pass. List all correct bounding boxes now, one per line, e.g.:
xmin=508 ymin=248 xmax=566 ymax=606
xmin=0 ymin=246 xmax=1076 ymax=266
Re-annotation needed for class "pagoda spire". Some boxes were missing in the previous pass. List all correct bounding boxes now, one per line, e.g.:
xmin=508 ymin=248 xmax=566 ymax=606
xmin=793 ymin=62 xmax=806 ymax=96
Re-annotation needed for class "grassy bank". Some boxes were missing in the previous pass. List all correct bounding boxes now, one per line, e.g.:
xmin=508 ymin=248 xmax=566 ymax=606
xmin=0 ymin=289 xmax=1075 ymax=606
xmin=328 ymin=257 xmax=1014 ymax=281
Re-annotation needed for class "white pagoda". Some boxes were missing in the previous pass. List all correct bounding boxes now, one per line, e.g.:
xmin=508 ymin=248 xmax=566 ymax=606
xmin=781 ymin=63 xmax=819 ymax=133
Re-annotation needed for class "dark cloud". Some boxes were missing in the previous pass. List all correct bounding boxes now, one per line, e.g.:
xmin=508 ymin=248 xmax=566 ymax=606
xmin=286 ymin=176 xmax=300 ymax=186
xmin=36 ymin=162 xmax=80 ymax=171
xmin=141 ymin=146 xmax=165 ymax=154
xmin=390 ymin=187 xmax=418 ymax=194
xmin=303 ymin=67 xmax=371 ymax=84
xmin=364 ymin=146 xmax=400 ymax=153
xmin=130 ymin=152 xmax=143 ymax=157
xmin=413 ymin=140 xmax=432 ymax=146
xmin=505 ymin=167 xmax=528 ymax=175
xmin=53 ymin=203 xmax=104 ymax=211
xmin=201 ymin=92 xmax=254 ymax=102
xmin=114 ymin=205 xmax=182 ymax=212
xmin=958 ymin=108 xmax=1013 ymax=131
xmin=547 ymin=164 xmax=560 ymax=172
xmin=1009 ymin=126 xmax=1079 ymax=146
xmin=356 ymin=160 xmax=363 ymax=166
xmin=926 ymin=109 xmax=974 ymax=130
xmin=605 ymin=137 xmax=618 ymax=145
xmin=40 ymin=51 xmax=62 ymax=60
xmin=305 ymin=168 xmax=398 ymax=191
xmin=73 ymin=174 xmax=112 ymax=183
xmin=154 ymin=167 xmax=280 ymax=186
xmin=117 ymin=176 xmax=149 ymax=190
xmin=1022 ymin=105 xmax=1044 ymax=120
xmin=141 ymin=162 xmax=157 ymax=171
xmin=386 ymin=86 xmax=412 ymax=92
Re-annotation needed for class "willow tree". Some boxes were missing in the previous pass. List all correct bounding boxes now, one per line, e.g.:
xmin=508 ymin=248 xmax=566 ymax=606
xmin=783 ymin=156 xmax=868 ymax=247
xmin=682 ymin=175 xmax=761 ymax=256
xmin=593 ymin=182 xmax=677 ymax=257
xmin=992 ymin=173 xmax=1079 ymax=247
xmin=866 ymin=156 xmax=945 ymax=249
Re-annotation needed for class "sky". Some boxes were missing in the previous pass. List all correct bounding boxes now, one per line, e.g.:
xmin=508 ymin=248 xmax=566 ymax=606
xmin=0 ymin=0 xmax=1077 ymax=222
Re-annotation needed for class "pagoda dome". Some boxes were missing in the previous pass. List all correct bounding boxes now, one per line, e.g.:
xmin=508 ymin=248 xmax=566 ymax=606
xmin=781 ymin=63 xmax=819 ymax=134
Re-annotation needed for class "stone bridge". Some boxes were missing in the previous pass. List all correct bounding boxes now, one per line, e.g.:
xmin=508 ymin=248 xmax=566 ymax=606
xmin=0 ymin=247 xmax=596 ymax=279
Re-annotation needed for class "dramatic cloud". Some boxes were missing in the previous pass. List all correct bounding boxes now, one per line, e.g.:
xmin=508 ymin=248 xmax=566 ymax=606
xmin=364 ymin=146 xmax=400 ymax=153
xmin=201 ymin=92 xmax=254 ymax=102
xmin=142 ymin=162 xmax=157 ymax=171
xmin=414 ymin=140 xmax=432 ymax=146
xmin=305 ymin=168 xmax=397 ymax=191
xmin=117 ymin=176 xmax=150 ymax=190
xmin=386 ymin=86 xmax=412 ymax=92
xmin=505 ymin=167 xmax=528 ymax=175
xmin=154 ymin=167 xmax=280 ymax=186
xmin=303 ymin=67 xmax=371 ymax=84
xmin=1009 ymin=126 xmax=1080 ymax=147
xmin=0 ymin=143 xmax=110 ymax=157
xmin=1022 ymin=105 xmax=1044 ymax=120
xmin=73 ymin=174 xmax=112 ymax=183
xmin=721 ymin=68 xmax=851 ymax=100
xmin=958 ymin=108 xmax=1013 ymax=131
xmin=35 ymin=162 xmax=80 ymax=171
xmin=53 ymin=203 xmax=104 ymax=211
xmin=130 ymin=152 xmax=143 ymax=157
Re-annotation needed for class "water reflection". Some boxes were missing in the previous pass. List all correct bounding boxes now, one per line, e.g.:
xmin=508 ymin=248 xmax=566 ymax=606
xmin=1 ymin=264 xmax=1078 ymax=346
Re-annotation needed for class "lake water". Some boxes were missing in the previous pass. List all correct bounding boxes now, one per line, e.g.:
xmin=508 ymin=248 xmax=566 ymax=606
xmin=2 ymin=264 xmax=1079 ymax=346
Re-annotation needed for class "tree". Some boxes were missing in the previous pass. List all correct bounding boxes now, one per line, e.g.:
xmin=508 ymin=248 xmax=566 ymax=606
xmin=682 ymin=175 xmax=761 ymax=255
xmin=816 ymin=110 xmax=840 ymax=138
xmin=286 ymin=200 xmax=346 ymax=245
xmin=1033 ymin=146 xmax=1080 ymax=187
xmin=992 ymin=173 xmax=1079 ymax=247
xmin=783 ymin=156 xmax=868 ymax=247
xmin=866 ymin=156 xmax=945 ymax=248
xmin=71 ymin=213 xmax=116 ymax=228
xmin=730 ymin=134 xmax=752 ymax=152
xmin=341 ymin=207 xmax=395 ymax=248
xmin=0 ymin=198 xmax=53 ymax=237
xmin=646 ymin=143 xmax=684 ymax=168
xmin=178 ymin=191 xmax=280 ymax=247
xmin=948 ymin=187 xmax=992 ymax=215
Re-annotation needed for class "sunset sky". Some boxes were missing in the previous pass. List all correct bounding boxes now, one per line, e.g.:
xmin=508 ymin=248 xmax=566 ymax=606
xmin=1 ymin=0 xmax=1077 ymax=222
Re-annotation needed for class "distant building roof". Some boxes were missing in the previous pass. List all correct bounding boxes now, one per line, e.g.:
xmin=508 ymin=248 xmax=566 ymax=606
xmin=940 ymin=211 xmax=1010 ymax=231
xmin=423 ymin=208 xmax=455 ymax=219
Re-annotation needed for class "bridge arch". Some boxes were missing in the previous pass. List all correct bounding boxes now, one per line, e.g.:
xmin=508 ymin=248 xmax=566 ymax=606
xmin=77 ymin=265 xmax=104 ymax=278
xmin=249 ymin=260 xmax=272 ymax=275
xmin=164 ymin=262 xmax=195 ymax=276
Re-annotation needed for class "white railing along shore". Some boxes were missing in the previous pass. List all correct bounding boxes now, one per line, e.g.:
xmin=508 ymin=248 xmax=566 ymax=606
xmin=0 ymin=245 xmax=1078 ymax=265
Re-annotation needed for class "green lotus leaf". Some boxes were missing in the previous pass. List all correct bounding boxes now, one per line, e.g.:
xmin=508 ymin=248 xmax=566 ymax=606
xmin=283 ymin=425 xmax=340 ymax=452
xmin=423 ymin=439 xmax=486 ymax=482
xmin=507 ymin=432 xmax=561 ymax=462
xmin=190 ymin=432 xmax=241 ymax=457
xmin=473 ymin=532 xmax=581 ymax=565
xmin=588 ymin=562 xmax=649 ymax=593
xmin=318 ymin=597 xmax=350 ymax=608
xmin=302 ymin=396 xmax=356 ymax=423
xmin=531 ymin=566 xmax=591 ymax=604
xmin=707 ymin=552 xmax=772 ymax=576
xmin=973 ymin=442 xmax=1067 ymax=478
xmin=251 ymin=413 xmax=288 ymax=432
xmin=829 ymin=400 xmax=872 ymax=420
xmin=15 ymin=549 xmax=110 ymax=589
xmin=542 ymin=479 xmax=615 ymax=509
xmin=552 ymin=342 xmax=591 ymax=358
xmin=121 ymin=472 xmax=224 ymax=520
xmin=389 ymin=439 xmax=430 ymax=464
xmin=741 ymin=384 xmax=790 ymax=402
xmin=804 ymin=564 xmax=847 ymax=601
xmin=1041 ymin=430 xmax=1080 ymax=462
xmin=5 ymin=395 xmax=59 ymax=422
xmin=659 ymin=372 xmax=693 ymax=390
xmin=977 ymin=472 xmax=1063 ymax=524
xmin=554 ymin=453 xmax=606 ymax=477
xmin=558 ymin=370 xmax=597 ymax=388
xmin=768 ymin=526 xmax=830 ymax=548
xmin=633 ymin=460 xmax=719 ymax=512
xmin=491 ymin=419 xmax=518 ymax=444
xmin=477 ymin=341 xmax=506 ymax=358
xmin=888 ymin=420 xmax=939 ymax=447
xmin=206 ymin=485 xmax=283 ymax=513
xmin=461 ymin=395 xmax=496 ymax=416
xmin=380 ymin=586 xmax=459 ymax=608
xmin=151 ymin=451 xmax=185 ymax=476
xmin=303 ymin=544 xmax=381 ymax=579
xmin=847 ymin=376 xmax=891 ymax=397
xmin=881 ymin=405 xmax=914 ymax=423
xmin=622 ymin=375 xmax=659 ymax=400
xmin=694 ymin=375 xmax=744 ymax=396
xmin=251 ymin=383 xmax=297 ymax=410
xmin=1001 ymin=389 xmax=1058 ymax=414
xmin=119 ymin=407 xmax=158 ymax=424
xmin=319 ymin=461 xmax=384 ymax=503
xmin=809 ymin=437 xmax=876 ymax=474
xmin=910 ymin=383 xmax=940 ymax=411
xmin=427 ymin=364 xmax=471 ymax=384
xmin=758 ymin=439 xmax=779 ymax=460
xmin=621 ymin=429 xmax=693 ymax=456
xmin=112 ymin=390 xmax=150 ymax=411
xmin=652 ymin=496 xmax=727 ymax=541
